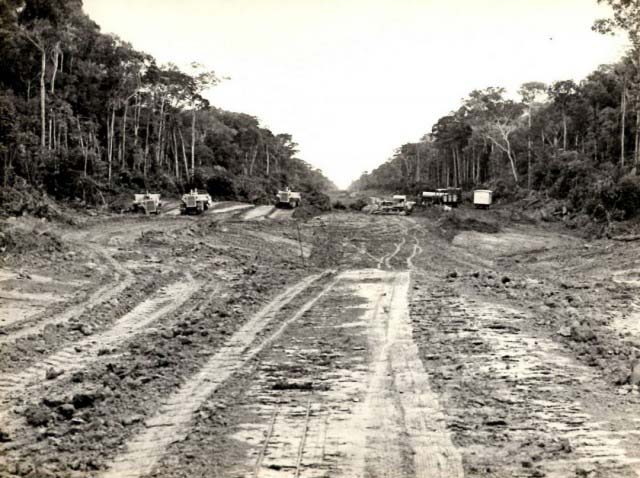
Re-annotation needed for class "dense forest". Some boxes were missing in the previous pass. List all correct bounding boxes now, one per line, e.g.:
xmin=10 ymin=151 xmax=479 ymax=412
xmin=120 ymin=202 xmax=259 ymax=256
xmin=0 ymin=0 xmax=334 ymax=209
xmin=351 ymin=0 xmax=640 ymax=220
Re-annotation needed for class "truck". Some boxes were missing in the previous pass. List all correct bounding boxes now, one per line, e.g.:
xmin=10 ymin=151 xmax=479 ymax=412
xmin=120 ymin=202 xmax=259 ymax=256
xmin=473 ymin=189 xmax=493 ymax=209
xmin=180 ymin=189 xmax=212 ymax=215
xmin=276 ymin=188 xmax=301 ymax=208
xmin=440 ymin=188 xmax=461 ymax=207
xmin=132 ymin=193 xmax=162 ymax=215
xmin=421 ymin=188 xmax=461 ymax=207
xmin=421 ymin=190 xmax=445 ymax=206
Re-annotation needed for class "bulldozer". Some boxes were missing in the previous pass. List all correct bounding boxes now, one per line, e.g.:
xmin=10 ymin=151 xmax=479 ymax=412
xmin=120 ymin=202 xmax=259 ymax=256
xmin=276 ymin=187 xmax=301 ymax=208
xmin=180 ymin=189 xmax=212 ymax=215
xmin=132 ymin=193 xmax=162 ymax=215
xmin=372 ymin=195 xmax=414 ymax=215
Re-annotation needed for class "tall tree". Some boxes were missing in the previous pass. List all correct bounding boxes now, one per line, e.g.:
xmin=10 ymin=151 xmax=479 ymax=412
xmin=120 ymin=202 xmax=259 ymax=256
xmin=594 ymin=1 xmax=640 ymax=167
xmin=464 ymin=88 xmax=524 ymax=183
xmin=549 ymin=80 xmax=577 ymax=151
xmin=519 ymin=82 xmax=547 ymax=189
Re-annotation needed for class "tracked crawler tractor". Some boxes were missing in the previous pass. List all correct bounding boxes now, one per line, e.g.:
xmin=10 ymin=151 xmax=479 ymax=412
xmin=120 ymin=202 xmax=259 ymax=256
xmin=276 ymin=188 xmax=301 ymax=208
xmin=372 ymin=195 xmax=414 ymax=215
xmin=180 ymin=189 xmax=212 ymax=215
xmin=132 ymin=193 xmax=162 ymax=215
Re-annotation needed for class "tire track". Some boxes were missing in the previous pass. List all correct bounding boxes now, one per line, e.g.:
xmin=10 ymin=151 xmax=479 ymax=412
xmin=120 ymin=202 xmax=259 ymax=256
xmin=411 ymin=284 xmax=640 ymax=477
xmin=347 ymin=270 xmax=463 ymax=477
xmin=231 ymin=270 xmax=462 ymax=478
xmin=406 ymin=235 xmax=424 ymax=269
xmin=99 ymin=271 xmax=335 ymax=478
xmin=241 ymin=205 xmax=276 ymax=221
xmin=206 ymin=203 xmax=253 ymax=215
xmin=382 ymin=235 xmax=406 ymax=270
xmin=0 ymin=247 xmax=134 ymax=345
xmin=0 ymin=277 xmax=198 ymax=419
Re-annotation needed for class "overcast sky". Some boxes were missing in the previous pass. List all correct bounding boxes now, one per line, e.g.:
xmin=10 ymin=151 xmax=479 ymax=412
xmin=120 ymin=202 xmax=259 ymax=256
xmin=83 ymin=0 xmax=628 ymax=189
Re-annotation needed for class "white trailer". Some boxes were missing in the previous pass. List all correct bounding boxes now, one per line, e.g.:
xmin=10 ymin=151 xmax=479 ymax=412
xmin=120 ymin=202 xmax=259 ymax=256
xmin=473 ymin=189 xmax=493 ymax=209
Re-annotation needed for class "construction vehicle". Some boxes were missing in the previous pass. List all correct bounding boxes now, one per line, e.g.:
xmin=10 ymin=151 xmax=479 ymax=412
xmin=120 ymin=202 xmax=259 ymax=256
xmin=473 ymin=189 xmax=493 ymax=209
xmin=421 ymin=190 xmax=445 ymax=206
xmin=276 ymin=187 xmax=301 ymax=208
xmin=180 ymin=189 xmax=212 ymax=215
xmin=372 ymin=195 xmax=414 ymax=215
xmin=421 ymin=188 xmax=461 ymax=207
xmin=132 ymin=193 xmax=162 ymax=215
xmin=441 ymin=188 xmax=461 ymax=207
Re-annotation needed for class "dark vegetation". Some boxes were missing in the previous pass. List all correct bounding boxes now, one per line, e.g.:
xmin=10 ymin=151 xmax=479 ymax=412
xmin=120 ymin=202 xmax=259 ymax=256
xmin=0 ymin=0 xmax=334 ymax=215
xmin=350 ymin=1 xmax=640 ymax=223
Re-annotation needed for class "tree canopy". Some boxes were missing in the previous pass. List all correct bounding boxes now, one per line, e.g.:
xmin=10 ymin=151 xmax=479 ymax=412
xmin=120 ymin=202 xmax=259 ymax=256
xmin=0 ymin=0 xmax=335 ymax=205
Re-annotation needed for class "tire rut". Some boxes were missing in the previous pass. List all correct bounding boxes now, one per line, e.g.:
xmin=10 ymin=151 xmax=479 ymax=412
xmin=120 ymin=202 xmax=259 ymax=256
xmin=0 ymin=276 xmax=199 ymax=444
xmin=411 ymin=281 xmax=640 ymax=477
xmin=0 ymin=246 xmax=134 ymax=345
xmin=99 ymin=271 xmax=334 ymax=478
xmin=228 ymin=270 xmax=462 ymax=478
xmin=352 ymin=270 xmax=463 ymax=478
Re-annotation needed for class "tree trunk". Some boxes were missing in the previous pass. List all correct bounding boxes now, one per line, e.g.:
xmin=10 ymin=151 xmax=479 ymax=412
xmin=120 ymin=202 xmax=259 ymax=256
xmin=77 ymin=117 xmax=88 ymax=177
xmin=50 ymin=41 xmax=60 ymax=94
xmin=39 ymin=48 xmax=46 ymax=148
xmin=635 ymin=108 xmax=640 ymax=169
xmin=121 ymin=100 xmax=129 ymax=170
xmin=108 ymin=105 xmax=116 ymax=185
xmin=133 ymin=93 xmax=140 ymax=149
xmin=562 ymin=111 xmax=567 ymax=151
xmin=178 ymin=127 xmax=189 ymax=179
xmin=143 ymin=112 xmax=150 ymax=176
xmin=172 ymin=128 xmax=179 ymax=179
xmin=248 ymin=146 xmax=259 ymax=176
xmin=155 ymin=96 xmax=165 ymax=166
xmin=621 ymin=84 xmax=627 ymax=167
xmin=191 ymin=109 xmax=196 ymax=178
xmin=415 ymin=144 xmax=421 ymax=182
xmin=527 ymin=106 xmax=532 ymax=190
xmin=265 ymin=145 xmax=270 ymax=176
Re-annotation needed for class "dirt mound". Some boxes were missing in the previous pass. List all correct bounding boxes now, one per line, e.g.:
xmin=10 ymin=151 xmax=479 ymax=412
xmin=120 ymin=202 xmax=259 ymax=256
xmin=292 ymin=193 xmax=331 ymax=220
xmin=0 ymin=223 xmax=66 ymax=255
xmin=0 ymin=183 xmax=77 ymax=225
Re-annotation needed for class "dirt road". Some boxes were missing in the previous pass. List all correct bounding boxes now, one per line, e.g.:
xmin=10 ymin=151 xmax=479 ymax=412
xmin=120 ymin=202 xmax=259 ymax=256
xmin=2 ymin=210 xmax=640 ymax=477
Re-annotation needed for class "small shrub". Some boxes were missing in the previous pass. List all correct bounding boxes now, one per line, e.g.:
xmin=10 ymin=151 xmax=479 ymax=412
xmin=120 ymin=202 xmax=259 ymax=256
xmin=608 ymin=174 xmax=640 ymax=219
xmin=206 ymin=171 xmax=237 ymax=200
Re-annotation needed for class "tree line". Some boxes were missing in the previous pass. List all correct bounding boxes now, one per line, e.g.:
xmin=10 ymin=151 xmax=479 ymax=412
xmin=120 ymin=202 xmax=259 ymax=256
xmin=350 ymin=0 xmax=640 ymax=220
xmin=0 ymin=0 xmax=334 ymax=206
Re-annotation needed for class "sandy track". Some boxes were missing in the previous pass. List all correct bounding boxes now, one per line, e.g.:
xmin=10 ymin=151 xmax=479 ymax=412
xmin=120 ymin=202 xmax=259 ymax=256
xmin=268 ymin=208 xmax=295 ymax=220
xmin=342 ymin=270 xmax=463 ymax=477
xmin=99 ymin=271 xmax=333 ymax=478
xmin=241 ymin=205 xmax=276 ymax=221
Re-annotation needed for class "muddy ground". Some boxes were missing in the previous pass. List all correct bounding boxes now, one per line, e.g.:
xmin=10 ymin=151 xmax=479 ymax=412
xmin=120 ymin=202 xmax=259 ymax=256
xmin=1 ymin=203 xmax=640 ymax=478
